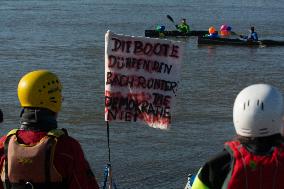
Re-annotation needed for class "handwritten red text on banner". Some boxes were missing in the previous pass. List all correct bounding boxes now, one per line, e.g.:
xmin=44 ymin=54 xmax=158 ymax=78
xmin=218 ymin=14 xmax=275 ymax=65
xmin=105 ymin=31 xmax=184 ymax=129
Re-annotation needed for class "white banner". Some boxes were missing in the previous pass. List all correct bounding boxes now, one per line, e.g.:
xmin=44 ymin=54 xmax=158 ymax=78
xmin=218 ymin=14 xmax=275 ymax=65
xmin=105 ymin=30 xmax=184 ymax=129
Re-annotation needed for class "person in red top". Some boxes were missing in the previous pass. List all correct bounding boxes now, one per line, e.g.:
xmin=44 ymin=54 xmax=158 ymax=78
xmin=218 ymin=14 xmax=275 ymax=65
xmin=191 ymin=84 xmax=284 ymax=189
xmin=0 ymin=70 xmax=100 ymax=189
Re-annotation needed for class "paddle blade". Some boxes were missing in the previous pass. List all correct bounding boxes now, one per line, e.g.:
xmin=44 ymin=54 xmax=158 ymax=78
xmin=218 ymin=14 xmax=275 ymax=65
xmin=166 ymin=15 xmax=174 ymax=23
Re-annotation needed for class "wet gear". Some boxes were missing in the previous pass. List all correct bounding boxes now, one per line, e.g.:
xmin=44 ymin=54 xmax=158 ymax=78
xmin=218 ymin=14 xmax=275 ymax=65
xmin=192 ymin=135 xmax=284 ymax=189
xmin=1 ymin=129 xmax=66 ymax=189
xmin=176 ymin=23 xmax=190 ymax=33
xmin=248 ymin=31 xmax=258 ymax=41
xmin=19 ymin=108 xmax=58 ymax=132
xmin=223 ymin=141 xmax=284 ymax=189
xmin=0 ymin=129 xmax=99 ymax=189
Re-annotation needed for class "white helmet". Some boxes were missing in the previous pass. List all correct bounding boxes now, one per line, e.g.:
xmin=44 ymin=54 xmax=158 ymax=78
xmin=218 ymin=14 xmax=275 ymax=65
xmin=233 ymin=84 xmax=284 ymax=137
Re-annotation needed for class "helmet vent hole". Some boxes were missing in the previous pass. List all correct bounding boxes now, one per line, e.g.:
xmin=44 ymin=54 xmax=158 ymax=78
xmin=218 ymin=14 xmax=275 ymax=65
xmin=50 ymin=97 xmax=57 ymax=103
xmin=261 ymin=103 xmax=264 ymax=110
xmin=48 ymin=82 xmax=50 ymax=85
xmin=243 ymin=103 xmax=246 ymax=110
xmin=247 ymin=100 xmax=250 ymax=106
xmin=241 ymin=128 xmax=250 ymax=131
xmin=259 ymin=128 xmax=268 ymax=135
xmin=241 ymin=128 xmax=250 ymax=134
xmin=260 ymin=128 xmax=268 ymax=131
xmin=257 ymin=100 xmax=260 ymax=106
xmin=43 ymin=85 xmax=46 ymax=89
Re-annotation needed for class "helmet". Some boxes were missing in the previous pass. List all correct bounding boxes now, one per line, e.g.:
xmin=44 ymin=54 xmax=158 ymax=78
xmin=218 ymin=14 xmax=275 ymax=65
xmin=208 ymin=26 xmax=216 ymax=34
xmin=18 ymin=70 xmax=63 ymax=113
xmin=220 ymin=24 xmax=228 ymax=31
xmin=156 ymin=25 xmax=165 ymax=32
xmin=233 ymin=84 xmax=284 ymax=137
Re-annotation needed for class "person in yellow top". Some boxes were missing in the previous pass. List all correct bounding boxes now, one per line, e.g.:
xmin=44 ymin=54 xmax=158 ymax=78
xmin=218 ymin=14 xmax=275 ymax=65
xmin=175 ymin=18 xmax=190 ymax=33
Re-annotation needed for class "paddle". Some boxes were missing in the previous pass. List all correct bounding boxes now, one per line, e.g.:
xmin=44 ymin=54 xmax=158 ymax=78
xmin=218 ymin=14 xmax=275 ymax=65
xmin=231 ymin=31 xmax=245 ymax=38
xmin=166 ymin=15 xmax=178 ymax=29
xmin=231 ymin=31 xmax=246 ymax=39
xmin=166 ymin=15 xmax=175 ymax=23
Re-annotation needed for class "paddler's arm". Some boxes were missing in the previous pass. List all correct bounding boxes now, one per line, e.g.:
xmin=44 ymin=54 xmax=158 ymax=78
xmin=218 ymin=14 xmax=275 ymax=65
xmin=230 ymin=31 xmax=245 ymax=40
xmin=175 ymin=24 xmax=179 ymax=30
xmin=55 ymin=136 xmax=100 ymax=189
xmin=186 ymin=24 xmax=190 ymax=33
xmin=191 ymin=170 xmax=210 ymax=189
xmin=191 ymin=150 xmax=231 ymax=189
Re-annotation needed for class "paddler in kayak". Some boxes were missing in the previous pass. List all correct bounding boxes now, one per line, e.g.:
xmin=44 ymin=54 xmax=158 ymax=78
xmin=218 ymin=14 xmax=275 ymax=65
xmin=191 ymin=84 xmax=284 ymax=189
xmin=175 ymin=18 xmax=190 ymax=33
xmin=0 ymin=70 xmax=100 ymax=189
xmin=205 ymin=26 xmax=219 ymax=38
xmin=156 ymin=25 xmax=166 ymax=37
xmin=220 ymin=24 xmax=232 ymax=38
xmin=241 ymin=26 xmax=259 ymax=41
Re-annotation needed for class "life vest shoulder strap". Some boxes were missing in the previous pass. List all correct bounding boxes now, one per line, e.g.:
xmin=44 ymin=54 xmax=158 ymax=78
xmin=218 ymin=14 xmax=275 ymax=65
xmin=3 ymin=131 xmax=16 ymax=189
xmin=6 ymin=128 xmax=67 ymax=138
xmin=224 ymin=141 xmax=241 ymax=156
xmin=47 ymin=129 xmax=67 ymax=138
xmin=6 ymin=129 xmax=18 ymax=137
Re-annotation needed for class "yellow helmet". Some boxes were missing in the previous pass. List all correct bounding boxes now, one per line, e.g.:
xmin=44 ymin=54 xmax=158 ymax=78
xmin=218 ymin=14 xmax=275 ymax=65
xmin=18 ymin=70 xmax=63 ymax=113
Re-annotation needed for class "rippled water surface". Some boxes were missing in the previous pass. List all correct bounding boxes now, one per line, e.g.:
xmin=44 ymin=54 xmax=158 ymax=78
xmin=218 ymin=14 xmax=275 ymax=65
xmin=1 ymin=0 xmax=284 ymax=188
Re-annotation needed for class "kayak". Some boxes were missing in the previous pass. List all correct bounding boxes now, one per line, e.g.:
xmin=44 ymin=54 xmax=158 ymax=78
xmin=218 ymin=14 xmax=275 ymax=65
xmin=184 ymin=174 xmax=195 ymax=189
xmin=198 ymin=36 xmax=284 ymax=47
xmin=145 ymin=30 xmax=208 ymax=38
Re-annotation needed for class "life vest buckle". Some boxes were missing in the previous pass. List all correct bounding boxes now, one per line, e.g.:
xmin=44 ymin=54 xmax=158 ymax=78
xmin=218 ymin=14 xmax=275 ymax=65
xmin=25 ymin=181 xmax=34 ymax=189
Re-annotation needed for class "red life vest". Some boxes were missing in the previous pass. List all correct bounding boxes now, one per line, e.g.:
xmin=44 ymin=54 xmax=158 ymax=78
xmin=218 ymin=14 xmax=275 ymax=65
xmin=0 ymin=129 xmax=67 ymax=189
xmin=223 ymin=141 xmax=284 ymax=189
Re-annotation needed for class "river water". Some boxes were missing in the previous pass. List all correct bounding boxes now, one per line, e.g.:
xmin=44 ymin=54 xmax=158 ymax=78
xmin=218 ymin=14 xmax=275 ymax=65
xmin=0 ymin=0 xmax=284 ymax=188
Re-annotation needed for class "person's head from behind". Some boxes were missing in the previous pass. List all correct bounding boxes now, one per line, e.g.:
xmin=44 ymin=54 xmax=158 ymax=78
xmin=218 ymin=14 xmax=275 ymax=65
xmin=250 ymin=26 xmax=255 ymax=33
xmin=156 ymin=25 xmax=165 ymax=32
xmin=208 ymin=26 xmax=216 ymax=34
xmin=18 ymin=70 xmax=63 ymax=115
xmin=181 ymin=18 xmax=187 ymax=24
xmin=233 ymin=84 xmax=283 ymax=142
